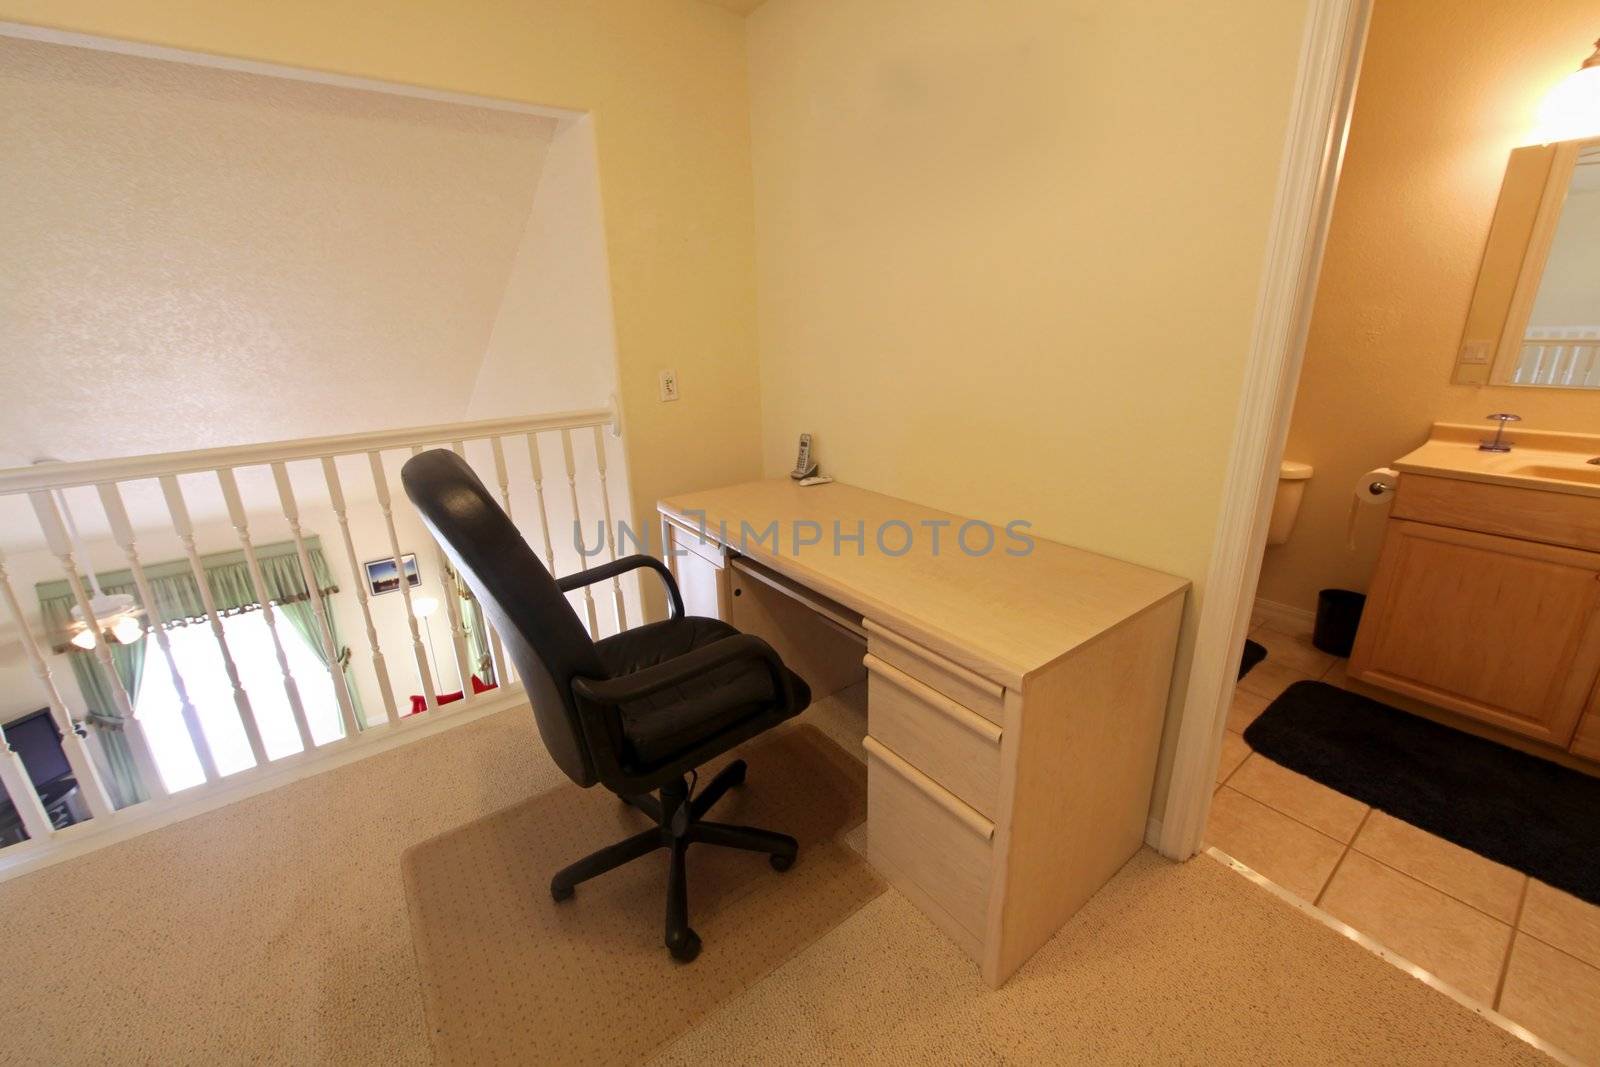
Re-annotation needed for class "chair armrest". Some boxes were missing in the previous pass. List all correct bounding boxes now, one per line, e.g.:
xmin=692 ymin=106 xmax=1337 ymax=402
xmin=571 ymin=633 xmax=793 ymax=707
xmin=556 ymin=554 xmax=684 ymax=619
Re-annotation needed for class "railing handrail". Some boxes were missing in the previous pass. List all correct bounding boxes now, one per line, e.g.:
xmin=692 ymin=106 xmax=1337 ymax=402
xmin=0 ymin=403 xmax=618 ymax=495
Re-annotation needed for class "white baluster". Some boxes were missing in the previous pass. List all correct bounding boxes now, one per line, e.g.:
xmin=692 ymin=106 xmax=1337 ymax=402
xmin=560 ymin=430 xmax=599 ymax=637
xmin=217 ymin=469 xmax=314 ymax=752
xmin=28 ymin=491 xmax=167 ymax=802
xmin=482 ymin=437 xmax=513 ymax=684
xmin=0 ymin=547 xmax=117 ymax=821
xmin=161 ymin=474 xmax=269 ymax=768
xmin=368 ymin=451 xmax=436 ymax=713
xmin=590 ymin=425 xmax=628 ymax=632
xmin=98 ymin=482 xmax=219 ymax=784
xmin=270 ymin=462 xmax=360 ymax=740
xmin=525 ymin=432 xmax=557 ymax=573
xmin=322 ymin=457 xmax=398 ymax=726
xmin=0 ymin=718 xmax=55 ymax=842
xmin=410 ymin=444 xmax=476 ymax=706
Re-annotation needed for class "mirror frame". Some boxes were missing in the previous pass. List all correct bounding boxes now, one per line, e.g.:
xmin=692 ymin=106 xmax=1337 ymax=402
xmin=1456 ymin=136 xmax=1600 ymax=388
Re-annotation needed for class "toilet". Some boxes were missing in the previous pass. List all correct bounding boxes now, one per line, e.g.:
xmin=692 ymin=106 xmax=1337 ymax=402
xmin=1267 ymin=460 xmax=1313 ymax=545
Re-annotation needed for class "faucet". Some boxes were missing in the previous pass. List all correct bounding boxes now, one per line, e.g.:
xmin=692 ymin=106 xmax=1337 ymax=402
xmin=1478 ymin=413 xmax=1521 ymax=453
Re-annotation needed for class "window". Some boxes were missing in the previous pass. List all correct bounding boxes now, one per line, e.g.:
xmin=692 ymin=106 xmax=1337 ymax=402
xmin=135 ymin=610 xmax=344 ymax=792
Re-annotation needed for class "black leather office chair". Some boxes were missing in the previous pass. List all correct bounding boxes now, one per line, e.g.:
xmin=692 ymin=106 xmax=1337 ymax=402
xmin=401 ymin=449 xmax=811 ymax=961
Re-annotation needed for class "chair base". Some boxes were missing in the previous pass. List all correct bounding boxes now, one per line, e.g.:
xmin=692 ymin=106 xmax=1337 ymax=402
xmin=548 ymin=758 xmax=798 ymax=962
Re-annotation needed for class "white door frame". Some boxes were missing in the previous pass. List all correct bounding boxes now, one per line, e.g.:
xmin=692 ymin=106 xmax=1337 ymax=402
xmin=1156 ymin=0 xmax=1372 ymax=860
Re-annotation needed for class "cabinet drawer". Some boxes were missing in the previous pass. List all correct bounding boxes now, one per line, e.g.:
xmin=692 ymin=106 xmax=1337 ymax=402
xmin=866 ymin=654 xmax=1002 ymax=819
xmin=1394 ymin=474 xmax=1600 ymax=553
xmin=864 ymin=736 xmax=993 ymax=951
xmin=864 ymin=619 xmax=1005 ymax=724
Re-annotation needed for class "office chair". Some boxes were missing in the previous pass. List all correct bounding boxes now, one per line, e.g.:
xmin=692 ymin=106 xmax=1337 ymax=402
xmin=401 ymin=449 xmax=811 ymax=962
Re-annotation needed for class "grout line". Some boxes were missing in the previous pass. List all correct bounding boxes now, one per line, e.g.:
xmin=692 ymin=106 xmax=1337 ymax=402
xmin=1314 ymin=807 xmax=1371 ymax=907
xmin=1205 ymin=848 xmax=1585 ymax=1067
xmin=1218 ymin=746 xmax=1251 ymax=788
xmin=1493 ymin=879 xmax=1532 ymax=1009
xmin=1348 ymin=846 xmax=1522 ymax=930
xmin=1516 ymin=927 xmax=1600 ymax=976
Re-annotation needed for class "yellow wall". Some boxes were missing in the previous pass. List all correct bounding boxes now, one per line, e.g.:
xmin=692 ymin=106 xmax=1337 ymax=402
xmin=747 ymin=0 xmax=1311 ymax=795
xmin=1258 ymin=0 xmax=1600 ymax=615
xmin=0 ymin=0 xmax=764 ymax=590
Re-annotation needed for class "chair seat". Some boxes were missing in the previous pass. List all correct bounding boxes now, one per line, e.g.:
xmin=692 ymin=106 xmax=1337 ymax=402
xmin=595 ymin=616 xmax=810 ymax=764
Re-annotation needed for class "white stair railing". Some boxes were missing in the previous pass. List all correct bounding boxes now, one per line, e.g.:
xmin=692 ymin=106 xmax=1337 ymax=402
xmin=0 ymin=405 xmax=625 ymax=874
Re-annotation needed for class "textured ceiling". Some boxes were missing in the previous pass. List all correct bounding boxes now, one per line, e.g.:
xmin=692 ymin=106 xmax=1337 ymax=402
xmin=0 ymin=36 xmax=557 ymax=470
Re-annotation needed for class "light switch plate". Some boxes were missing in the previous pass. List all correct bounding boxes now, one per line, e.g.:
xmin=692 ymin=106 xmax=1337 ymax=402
xmin=1459 ymin=340 xmax=1492 ymax=365
xmin=659 ymin=369 xmax=680 ymax=402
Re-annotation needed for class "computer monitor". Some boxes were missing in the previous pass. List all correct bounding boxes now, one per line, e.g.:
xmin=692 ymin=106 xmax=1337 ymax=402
xmin=2 ymin=709 xmax=71 ymax=789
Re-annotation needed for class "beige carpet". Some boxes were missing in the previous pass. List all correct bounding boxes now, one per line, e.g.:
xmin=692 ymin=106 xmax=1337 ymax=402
xmin=0 ymin=693 xmax=1554 ymax=1065
xmin=402 ymin=726 xmax=882 ymax=1065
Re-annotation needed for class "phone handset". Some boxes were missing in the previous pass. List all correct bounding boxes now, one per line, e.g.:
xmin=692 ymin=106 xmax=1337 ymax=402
xmin=790 ymin=433 xmax=817 ymax=480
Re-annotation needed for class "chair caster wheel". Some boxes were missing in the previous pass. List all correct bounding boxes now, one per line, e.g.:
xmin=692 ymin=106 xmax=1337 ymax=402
xmin=550 ymin=882 xmax=574 ymax=902
xmin=667 ymin=928 xmax=701 ymax=962
xmin=770 ymin=851 xmax=796 ymax=872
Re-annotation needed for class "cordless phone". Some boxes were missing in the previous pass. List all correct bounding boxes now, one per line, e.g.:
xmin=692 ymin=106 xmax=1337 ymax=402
xmin=790 ymin=433 xmax=817 ymax=480
xmin=789 ymin=433 xmax=833 ymax=486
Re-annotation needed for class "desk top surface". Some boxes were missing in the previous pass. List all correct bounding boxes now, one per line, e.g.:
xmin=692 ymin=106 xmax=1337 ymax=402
xmin=658 ymin=479 xmax=1187 ymax=687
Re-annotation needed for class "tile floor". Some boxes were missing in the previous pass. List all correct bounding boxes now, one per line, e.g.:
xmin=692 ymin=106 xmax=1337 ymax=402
xmin=1208 ymin=622 xmax=1600 ymax=1064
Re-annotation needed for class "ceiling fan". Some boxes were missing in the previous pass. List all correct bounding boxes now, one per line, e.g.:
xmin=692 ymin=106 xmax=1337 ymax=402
xmin=40 ymin=478 xmax=147 ymax=650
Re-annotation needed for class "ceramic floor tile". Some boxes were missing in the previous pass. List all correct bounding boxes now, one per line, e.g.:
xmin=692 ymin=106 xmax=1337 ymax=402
xmin=1519 ymin=880 xmax=1600 ymax=971
xmin=1226 ymin=687 xmax=1272 ymax=733
xmin=1205 ymin=786 xmax=1344 ymax=902
xmin=1236 ymin=660 xmax=1313 ymax=701
xmin=1216 ymin=731 xmax=1252 ymax=784
xmin=1319 ymin=851 xmax=1512 ymax=1003
xmin=1249 ymin=625 xmax=1336 ymax=677
xmin=1227 ymin=755 xmax=1368 ymax=842
xmin=1351 ymin=811 xmax=1526 ymax=923
xmin=1498 ymin=933 xmax=1600 ymax=1064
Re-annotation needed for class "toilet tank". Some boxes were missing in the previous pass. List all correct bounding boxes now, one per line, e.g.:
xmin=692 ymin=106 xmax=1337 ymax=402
xmin=1267 ymin=461 xmax=1313 ymax=545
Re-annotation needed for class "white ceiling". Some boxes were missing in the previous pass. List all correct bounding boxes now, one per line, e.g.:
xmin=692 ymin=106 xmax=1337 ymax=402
xmin=0 ymin=36 xmax=558 ymax=471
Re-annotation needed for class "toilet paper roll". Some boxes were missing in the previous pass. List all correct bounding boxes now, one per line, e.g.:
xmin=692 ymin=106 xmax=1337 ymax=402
xmin=1347 ymin=467 xmax=1398 ymax=549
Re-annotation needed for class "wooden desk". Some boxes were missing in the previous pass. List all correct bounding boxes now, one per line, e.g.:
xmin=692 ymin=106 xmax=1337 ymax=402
xmin=658 ymin=479 xmax=1187 ymax=986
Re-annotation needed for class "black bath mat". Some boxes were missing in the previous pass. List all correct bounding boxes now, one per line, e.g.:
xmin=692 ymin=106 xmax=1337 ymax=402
xmin=1238 ymin=639 xmax=1267 ymax=680
xmin=1244 ymin=681 xmax=1600 ymax=906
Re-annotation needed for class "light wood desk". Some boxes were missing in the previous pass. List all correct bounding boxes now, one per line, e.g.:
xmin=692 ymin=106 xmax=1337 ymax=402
xmin=658 ymin=479 xmax=1187 ymax=986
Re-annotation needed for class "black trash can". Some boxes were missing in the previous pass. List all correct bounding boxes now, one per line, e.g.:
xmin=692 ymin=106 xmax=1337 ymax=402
xmin=1312 ymin=588 xmax=1366 ymax=657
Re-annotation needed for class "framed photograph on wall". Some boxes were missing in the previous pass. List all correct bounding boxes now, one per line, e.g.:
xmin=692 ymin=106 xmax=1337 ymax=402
xmin=364 ymin=554 xmax=421 ymax=596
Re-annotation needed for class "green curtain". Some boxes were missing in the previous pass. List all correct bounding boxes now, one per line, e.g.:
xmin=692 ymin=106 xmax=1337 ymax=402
xmin=460 ymin=590 xmax=494 ymax=686
xmin=66 ymin=640 xmax=146 ymax=808
xmin=36 ymin=538 xmax=356 ymax=788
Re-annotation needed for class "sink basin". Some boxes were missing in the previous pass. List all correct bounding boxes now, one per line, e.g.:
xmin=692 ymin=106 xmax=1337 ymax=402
xmin=1512 ymin=463 xmax=1600 ymax=486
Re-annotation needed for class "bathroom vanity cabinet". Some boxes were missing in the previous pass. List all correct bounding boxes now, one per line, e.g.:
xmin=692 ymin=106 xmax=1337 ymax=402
xmin=1349 ymin=469 xmax=1600 ymax=760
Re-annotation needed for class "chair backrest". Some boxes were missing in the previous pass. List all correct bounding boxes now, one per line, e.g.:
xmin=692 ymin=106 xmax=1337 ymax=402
xmin=401 ymin=448 xmax=605 ymax=787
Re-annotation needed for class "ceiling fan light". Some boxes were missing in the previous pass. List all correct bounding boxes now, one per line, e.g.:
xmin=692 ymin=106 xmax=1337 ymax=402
xmin=110 ymin=616 xmax=145 ymax=644
xmin=70 ymin=627 xmax=99 ymax=650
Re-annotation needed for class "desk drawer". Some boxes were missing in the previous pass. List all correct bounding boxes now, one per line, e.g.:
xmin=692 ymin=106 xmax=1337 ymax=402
xmin=865 ymin=620 xmax=1005 ymax=724
xmin=662 ymin=515 xmax=724 ymax=566
xmin=866 ymin=654 xmax=1001 ymax=820
xmin=864 ymin=736 xmax=993 ymax=952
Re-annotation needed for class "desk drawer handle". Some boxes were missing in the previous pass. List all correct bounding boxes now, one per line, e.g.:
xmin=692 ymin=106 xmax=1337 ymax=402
xmin=863 ymin=619 xmax=1005 ymax=700
xmin=863 ymin=735 xmax=996 ymax=842
xmin=864 ymin=654 xmax=1003 ymax=745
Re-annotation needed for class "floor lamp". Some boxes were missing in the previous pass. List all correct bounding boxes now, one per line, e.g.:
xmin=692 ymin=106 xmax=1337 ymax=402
xmin=411 ymin=594 xmax=442 ymax=693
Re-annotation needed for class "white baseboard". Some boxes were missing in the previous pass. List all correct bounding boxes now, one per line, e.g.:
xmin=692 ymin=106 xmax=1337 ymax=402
xmin=1252 ymin=597 xmax=1315 ymax=636
xmin=1145 ymin=815 xmax=1164 ymax=849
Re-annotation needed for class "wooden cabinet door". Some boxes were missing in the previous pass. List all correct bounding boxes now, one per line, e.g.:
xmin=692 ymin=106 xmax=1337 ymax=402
xmin=1349 ymin=520 xmax=1600 ymax=745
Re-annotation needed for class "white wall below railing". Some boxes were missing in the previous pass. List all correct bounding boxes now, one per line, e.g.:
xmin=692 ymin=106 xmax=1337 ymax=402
xmin=0 ymin=406 xmax=639 ymax=880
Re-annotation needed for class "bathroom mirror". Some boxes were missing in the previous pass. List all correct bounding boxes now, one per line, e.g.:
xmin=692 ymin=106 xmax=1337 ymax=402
xmin=1457 ymin=137 xmax=1600 ymax=388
